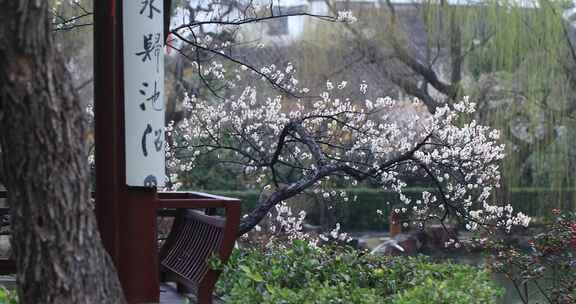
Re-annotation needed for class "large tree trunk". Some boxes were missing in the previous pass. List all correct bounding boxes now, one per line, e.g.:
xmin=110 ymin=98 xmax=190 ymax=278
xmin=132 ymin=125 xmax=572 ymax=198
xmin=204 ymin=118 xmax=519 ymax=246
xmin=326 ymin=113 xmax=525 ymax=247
xmin=0 ymin=1 xmax=125 ymax=303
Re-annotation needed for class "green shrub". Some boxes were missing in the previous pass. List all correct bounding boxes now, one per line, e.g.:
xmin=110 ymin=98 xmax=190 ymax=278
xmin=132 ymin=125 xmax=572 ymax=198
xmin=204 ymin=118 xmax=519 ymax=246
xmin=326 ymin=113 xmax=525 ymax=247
xmin=393 ymin=267 xmax=501 ymax=304
xmin=216 ymin=240 xmax=503 ymax=303
xmin=0 ymin=287 xmax=18 ymax=304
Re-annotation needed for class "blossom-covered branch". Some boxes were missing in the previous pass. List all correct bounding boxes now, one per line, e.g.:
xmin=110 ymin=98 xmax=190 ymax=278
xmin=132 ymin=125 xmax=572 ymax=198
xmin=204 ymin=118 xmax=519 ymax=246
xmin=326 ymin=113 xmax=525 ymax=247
xmin=168 ymin=80 xmax=529 ymax=235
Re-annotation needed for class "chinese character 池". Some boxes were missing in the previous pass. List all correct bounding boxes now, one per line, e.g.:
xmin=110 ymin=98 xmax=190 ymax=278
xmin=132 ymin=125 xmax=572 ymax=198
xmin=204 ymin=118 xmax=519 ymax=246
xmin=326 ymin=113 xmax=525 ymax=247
xmin=138 ymin=81 xmax=163 ymax=111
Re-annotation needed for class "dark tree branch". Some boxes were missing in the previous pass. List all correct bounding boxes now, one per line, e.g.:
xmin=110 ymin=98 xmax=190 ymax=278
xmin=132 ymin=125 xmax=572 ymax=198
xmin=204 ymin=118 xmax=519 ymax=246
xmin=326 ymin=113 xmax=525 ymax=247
xmin=383 ymin=0 xmax=458 ymax=99
xmin=291 ymin=121 xmax=327 ymax=166
xmin=76 ymin=77 xmax=93 ymax=91
xmin=170 ymin=12 xmax=338 ymax=33
xmin=238 ymin=163 xmax=341 ymax=235
xmin=172 ymin=31 xmax=303 ymax=98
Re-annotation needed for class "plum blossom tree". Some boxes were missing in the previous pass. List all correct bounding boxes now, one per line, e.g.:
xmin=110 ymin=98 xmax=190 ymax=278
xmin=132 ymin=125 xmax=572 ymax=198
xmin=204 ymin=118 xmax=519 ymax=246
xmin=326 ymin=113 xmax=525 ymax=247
xmin=166 ymin=72 xmax=530 ymax=235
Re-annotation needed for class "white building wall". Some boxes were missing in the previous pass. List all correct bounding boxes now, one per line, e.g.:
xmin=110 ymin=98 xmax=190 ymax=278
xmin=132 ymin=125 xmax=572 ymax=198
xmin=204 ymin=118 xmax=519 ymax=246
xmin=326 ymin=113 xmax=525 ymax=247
xmin=309 ymin=1 xmax=329 ymax=16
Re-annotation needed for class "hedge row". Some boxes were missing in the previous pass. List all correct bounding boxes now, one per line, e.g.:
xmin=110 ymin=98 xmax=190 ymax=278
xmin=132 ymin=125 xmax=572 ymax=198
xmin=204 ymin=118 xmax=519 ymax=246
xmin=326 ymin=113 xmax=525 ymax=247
xmin=216 ymin=240 xmax=503 ymax=303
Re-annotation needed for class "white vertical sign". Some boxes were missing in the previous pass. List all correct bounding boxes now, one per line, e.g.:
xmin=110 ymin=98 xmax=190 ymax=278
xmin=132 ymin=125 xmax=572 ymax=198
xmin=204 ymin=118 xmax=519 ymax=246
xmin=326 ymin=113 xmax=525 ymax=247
xmin=123 ymin=0 xmax=165 ymax=187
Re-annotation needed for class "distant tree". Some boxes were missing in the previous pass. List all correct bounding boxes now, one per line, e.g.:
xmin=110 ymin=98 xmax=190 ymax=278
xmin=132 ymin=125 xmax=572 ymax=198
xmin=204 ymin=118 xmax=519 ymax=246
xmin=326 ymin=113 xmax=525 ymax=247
xmin=323 ymin=0 xmax=576 ymax=190
xmin=0 ymin=1 xmax=124 ymax=303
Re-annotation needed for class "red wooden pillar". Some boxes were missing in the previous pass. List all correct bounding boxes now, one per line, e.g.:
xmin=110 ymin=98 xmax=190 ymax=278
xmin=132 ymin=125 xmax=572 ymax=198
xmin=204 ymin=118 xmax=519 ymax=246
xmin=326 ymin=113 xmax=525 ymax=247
xmin=94 ymin=1 xmax=160 ymax=302
xmin=119 ymin=189 xmax=159 ymax=303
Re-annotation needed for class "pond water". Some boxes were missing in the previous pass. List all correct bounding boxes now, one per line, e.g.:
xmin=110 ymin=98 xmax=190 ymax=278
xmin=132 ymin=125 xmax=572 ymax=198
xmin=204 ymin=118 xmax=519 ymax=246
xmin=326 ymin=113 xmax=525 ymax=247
xmin=429 ymin=251 xmax=548 ymax=304
xmin=356 ymin=232 xmax=549 ymax=304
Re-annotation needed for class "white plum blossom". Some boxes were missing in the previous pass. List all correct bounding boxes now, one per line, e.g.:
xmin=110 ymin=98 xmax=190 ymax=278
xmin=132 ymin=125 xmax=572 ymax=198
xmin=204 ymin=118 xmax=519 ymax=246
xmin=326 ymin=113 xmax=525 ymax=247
xmin=248 ymin=201 xmax=348 ymax=245
xmin=336 ymin=10 xmax=357 ymax=23
xmin=265 ymin=202 xmax=311 ymax=242
xmin=319 ymin=222 xmax=352 ymax=243
xmin=168 ymin=80 xmax=529 ymax=234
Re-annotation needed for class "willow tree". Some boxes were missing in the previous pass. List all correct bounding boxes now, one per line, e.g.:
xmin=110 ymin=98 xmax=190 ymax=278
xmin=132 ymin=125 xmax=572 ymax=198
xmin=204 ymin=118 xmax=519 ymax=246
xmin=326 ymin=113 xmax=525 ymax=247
xmin=0 ymin=1 xmax=125 ymax=303
xmin=421 ymin=0 xmax=576 ymax=192
xmin=293 ymin=0 xmax=576 ymax=210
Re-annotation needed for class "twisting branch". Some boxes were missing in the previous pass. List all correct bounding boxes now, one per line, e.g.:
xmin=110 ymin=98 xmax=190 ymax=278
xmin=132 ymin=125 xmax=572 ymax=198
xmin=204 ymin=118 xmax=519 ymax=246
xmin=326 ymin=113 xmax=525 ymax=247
xmin=291 ymin=121 xmax=327 ymax=166
xmin=238 ymin=163 xmax=341 ymax=235
xmin=383 ymin=0 xmax=459 ymax=99
xmin=51 ymin=2 xmax=93 ymax=32
xmin=170 ymin=12 xmax=338 ymax=33
xmin=172 ymin=31 xmax=304 ymax=98
xmin=52 ymin=12 xmax=93 ymax=29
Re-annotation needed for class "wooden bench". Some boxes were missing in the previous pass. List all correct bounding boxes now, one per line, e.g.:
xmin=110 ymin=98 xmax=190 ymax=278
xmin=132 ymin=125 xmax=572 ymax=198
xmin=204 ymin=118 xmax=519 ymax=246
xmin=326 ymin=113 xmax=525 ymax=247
xmin=157 ymin=192 xmax=240 ymax=304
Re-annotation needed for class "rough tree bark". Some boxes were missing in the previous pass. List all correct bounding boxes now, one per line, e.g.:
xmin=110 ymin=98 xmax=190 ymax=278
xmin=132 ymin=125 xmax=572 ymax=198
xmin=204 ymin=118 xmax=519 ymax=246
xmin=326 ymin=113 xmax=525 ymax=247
xmin=0 ymin=1 xmax=125 ymax=303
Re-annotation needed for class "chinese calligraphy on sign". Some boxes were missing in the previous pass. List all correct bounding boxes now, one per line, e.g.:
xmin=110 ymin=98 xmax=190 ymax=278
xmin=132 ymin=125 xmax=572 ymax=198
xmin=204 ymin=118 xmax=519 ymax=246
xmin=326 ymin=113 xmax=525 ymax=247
xmin=138 ymin=81 xmax=162 ymax=111
xmin=139 ymin=0 xmax=161 ymax=19
xmin=135 ymin=33 xmax=162 ymax=72
xmin=123 ymin=0 xmax=165 ymax=187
